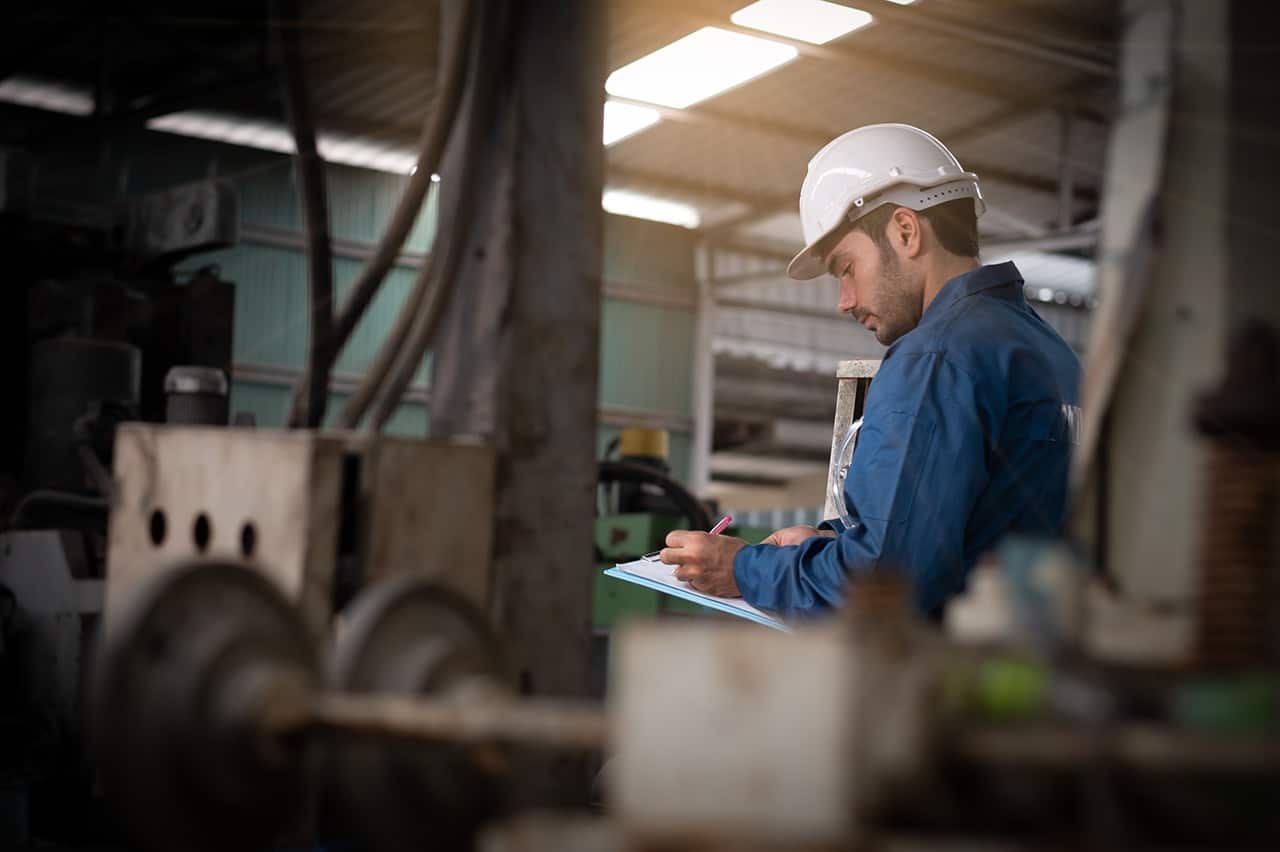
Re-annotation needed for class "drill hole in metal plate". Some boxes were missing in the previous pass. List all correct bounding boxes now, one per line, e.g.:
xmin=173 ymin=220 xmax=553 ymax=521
xmin=149 ymin=509 xmax=167 ymax=546
xmin=193 ymin=513 xmax=212 ymax=552
xmin=240 ymin=522 xmax=257 ymax=558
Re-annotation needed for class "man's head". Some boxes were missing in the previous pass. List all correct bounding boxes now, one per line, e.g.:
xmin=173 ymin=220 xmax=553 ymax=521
xmin=817 ymin=198 xmax=978 ymax=345
xmin=786 ymin=124 xmax=986 ymax=343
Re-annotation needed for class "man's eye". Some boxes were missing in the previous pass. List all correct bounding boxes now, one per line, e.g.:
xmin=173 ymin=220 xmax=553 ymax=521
xmin=840 ymin=264 xmax=852 ymax=278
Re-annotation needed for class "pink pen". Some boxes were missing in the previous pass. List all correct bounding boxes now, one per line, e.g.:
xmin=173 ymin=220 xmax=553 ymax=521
xmin=643 ymin=514 xmax=733 ymax=561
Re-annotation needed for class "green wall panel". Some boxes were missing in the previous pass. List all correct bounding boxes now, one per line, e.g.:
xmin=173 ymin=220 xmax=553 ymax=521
xmin=198 ymin=243 xmax=429 ymax=384
xmin=229 ymin=380 xmax=427 ymax=437
xmin=602 ymin=215 xmax=696 ymax=291
xmin=234 ymin=161 xmax=439 ymax=250
xmin=598 ymin=298 xmax=694 ymax=417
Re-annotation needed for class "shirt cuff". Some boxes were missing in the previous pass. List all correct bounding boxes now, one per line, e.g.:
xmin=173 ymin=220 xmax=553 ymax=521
xmin=816 ymin=517 xmax=846 ymax=534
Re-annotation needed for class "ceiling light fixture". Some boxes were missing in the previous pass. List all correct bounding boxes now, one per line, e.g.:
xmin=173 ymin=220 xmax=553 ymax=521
xmin=605 ymin=27 xmax=797 ymax=109
xmin=0 ymin=76 xmax=94 ymax=116
xmin=146 ymin=110 xmax=419 ymax=175
xmin=603 ymin=99 xmax=661 ymax=146
xmin=603 ymin=189 xmax=700 ymax=228
xmin=731 ymin=0 xmax=874 ymax=45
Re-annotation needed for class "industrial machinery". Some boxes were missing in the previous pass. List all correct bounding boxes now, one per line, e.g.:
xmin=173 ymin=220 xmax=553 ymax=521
xmin=4 ymin=0 xmax=1280 ymax=850
xmin=88 ymin=555 xmax=1280 ymax=852
xmin=0 ymin=164 xmax=241 ymax=848
xmin=91 ymin=563 xmax=606 ymax=852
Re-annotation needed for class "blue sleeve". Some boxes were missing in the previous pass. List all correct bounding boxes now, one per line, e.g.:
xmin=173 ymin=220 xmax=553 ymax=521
xmin=733 ymin=351 xmax=996 ymax=617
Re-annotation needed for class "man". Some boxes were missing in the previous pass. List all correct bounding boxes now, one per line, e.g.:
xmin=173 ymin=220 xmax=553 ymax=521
xmin=661 ymin=124 xmax=1082 ymax=620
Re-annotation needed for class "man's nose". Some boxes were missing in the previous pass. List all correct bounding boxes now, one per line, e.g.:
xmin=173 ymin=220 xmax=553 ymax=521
xmin=837 ymin=284 xmax=856 ymax=315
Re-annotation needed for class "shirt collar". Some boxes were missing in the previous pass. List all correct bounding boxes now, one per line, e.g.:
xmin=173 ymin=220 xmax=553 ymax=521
xmin=919 ymin=260 xmax=1024 ymax=326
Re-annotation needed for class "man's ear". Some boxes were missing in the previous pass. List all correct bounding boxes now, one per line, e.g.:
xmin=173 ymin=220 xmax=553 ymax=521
xmin=892 ymin=208 xmax=923 ymax=259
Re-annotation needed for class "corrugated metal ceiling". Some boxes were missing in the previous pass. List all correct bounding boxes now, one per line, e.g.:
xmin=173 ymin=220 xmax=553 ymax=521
xmin=287 ymin=0 xmax=1119 ymax=250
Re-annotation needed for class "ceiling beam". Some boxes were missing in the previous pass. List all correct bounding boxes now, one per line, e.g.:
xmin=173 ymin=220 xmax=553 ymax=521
xmin=605 ymin=97 xmax=1099 ymax=213
xmin=641 ymin=2 xmax=1111 ymax=121
xmin=834 ymin=0 xmax=1114 ymax=78
xmin=607 ymin=164 xmax=793 ymax=210
xmin=695 ymin=74 xmax=1108 ymax=236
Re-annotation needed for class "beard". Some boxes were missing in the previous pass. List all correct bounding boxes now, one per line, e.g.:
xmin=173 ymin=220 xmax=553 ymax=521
xmin=869 ymin=249 xmax=923 ymax=346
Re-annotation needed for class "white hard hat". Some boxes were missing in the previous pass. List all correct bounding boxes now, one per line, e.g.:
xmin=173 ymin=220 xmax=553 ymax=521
xmin=786 ymin=123 xmax=985 ymax=280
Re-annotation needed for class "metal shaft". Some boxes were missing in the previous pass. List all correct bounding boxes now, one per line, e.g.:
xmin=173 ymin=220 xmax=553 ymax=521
xmin=277 ymin=692 xmax=609 ymax=752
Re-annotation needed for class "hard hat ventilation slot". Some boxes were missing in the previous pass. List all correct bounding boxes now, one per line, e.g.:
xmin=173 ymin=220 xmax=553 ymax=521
xmin=918 ymin=185 xmax=969 ymax=204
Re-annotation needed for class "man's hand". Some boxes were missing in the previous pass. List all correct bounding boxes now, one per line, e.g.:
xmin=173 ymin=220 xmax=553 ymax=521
xmin=660 ymin=530 xmax=747 ymax=597
xmin=762 ymin=525 xmax=837 ymax=546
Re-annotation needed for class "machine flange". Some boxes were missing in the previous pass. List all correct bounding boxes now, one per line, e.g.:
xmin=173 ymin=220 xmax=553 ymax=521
xmin=89 ymin=560 xmax=319 ymax=852
xmin=326 ymin=575 xmax=508 ymax=852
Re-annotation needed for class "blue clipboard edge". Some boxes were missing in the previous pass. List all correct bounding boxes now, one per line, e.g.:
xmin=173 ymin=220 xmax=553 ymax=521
xmin=603 ymin=567 xmax=790 ymax=632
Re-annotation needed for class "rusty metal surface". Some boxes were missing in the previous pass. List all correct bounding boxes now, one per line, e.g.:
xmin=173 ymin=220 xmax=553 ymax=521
xmin=1192 ymin=324 xmax=1280 ymax=667
xmin=1193 ymin=446 xmax=1280 ymax=668
xmin=106 ymin=426 xmax=497 ymax=637
xmin=106 ymin=425 xmax=345 ymax=637
xmin=348 ymin=434 xmax=496 ymax=609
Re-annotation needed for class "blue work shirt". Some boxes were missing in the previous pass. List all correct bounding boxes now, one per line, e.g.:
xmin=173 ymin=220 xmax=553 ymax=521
xmin=733 ymin=261 xmax=1081 ymax=619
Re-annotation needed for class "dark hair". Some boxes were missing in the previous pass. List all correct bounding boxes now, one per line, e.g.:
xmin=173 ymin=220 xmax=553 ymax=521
xmin=851 ymin=197 xmax=979 ymax=259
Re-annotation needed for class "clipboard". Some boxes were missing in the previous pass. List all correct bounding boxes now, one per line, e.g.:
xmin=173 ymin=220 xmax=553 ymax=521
xmin=604 ymin=558 xmax=789 ymax=632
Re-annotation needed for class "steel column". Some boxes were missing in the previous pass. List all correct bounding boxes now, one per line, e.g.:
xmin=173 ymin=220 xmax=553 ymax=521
xmin=426 ymin=0 xmax=606 ymax=806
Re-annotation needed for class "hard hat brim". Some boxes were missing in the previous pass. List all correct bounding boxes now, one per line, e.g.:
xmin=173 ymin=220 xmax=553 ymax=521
xmin=786 ymin=240 xmax=829 ymax=281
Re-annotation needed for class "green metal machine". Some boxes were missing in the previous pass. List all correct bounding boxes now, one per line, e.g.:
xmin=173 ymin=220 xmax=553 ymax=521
xmin=593 ymin=511 xmax=773 ymax=629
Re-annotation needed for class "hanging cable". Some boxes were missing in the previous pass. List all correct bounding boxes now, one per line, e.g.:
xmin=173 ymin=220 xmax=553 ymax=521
xmin=287 ymin=0 xmax=477 ymax=427
xmin=338 ymin=0 xmax=507 ymax=430
xmin=336 ymin=237 xmax=438 ymax=428
xmin=273 ymin=0 xmax=335 ymax=428
xmin=366 ymin=1 xmax=512 ymax=432
xmin=336 ymin=0 xmax=495 ymax=429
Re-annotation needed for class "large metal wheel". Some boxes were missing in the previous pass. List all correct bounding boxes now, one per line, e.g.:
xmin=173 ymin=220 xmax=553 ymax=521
xmin=326 ymin=575 xmax=508 ymax=852
xmin=89 ymin=560 xmax=319 ymax=852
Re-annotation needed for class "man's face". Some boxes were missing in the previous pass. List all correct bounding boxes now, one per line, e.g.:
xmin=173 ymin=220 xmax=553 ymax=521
xmin=823 ymin=225 xmax=923 ymax=346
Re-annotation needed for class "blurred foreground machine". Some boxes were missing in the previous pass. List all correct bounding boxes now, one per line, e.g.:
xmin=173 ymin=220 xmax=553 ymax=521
xmin=90 ymin=554 xmax=1280 ymax=852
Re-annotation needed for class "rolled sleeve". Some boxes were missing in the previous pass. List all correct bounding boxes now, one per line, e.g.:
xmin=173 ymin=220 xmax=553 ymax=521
xmin=733 ymin=351 xmax=994 ymax=618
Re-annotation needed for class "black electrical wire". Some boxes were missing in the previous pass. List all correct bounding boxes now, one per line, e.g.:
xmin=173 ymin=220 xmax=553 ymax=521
xmin=596 ymin=461 xmax=714 ymax=534
xmin=273 ymin=0 xmax=336 ymax=429
xmin=289 ymin=0 xmax=478 ymax=427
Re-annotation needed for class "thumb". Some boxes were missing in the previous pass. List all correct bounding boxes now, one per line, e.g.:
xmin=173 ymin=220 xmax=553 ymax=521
xmin=762 ymin=533 xmax=780 ymax=546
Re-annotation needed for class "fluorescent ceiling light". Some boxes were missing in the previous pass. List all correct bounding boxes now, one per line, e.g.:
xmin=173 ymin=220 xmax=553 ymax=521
xmin=731 ymin=0 xmax=874 ymax=45
xmin=603 ymin=189 xmax=700 ymax=229
xmin=606 ymin=26 xmax=797 ymax=109
xmin=603 ymin=99 xmax=661 ymax=146
xmin=0 ymin=76 xmax=94 ymax=116
xmin=146 ymin=110 xmax=419 ymax=175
